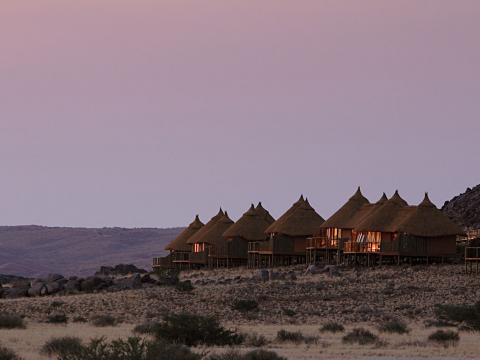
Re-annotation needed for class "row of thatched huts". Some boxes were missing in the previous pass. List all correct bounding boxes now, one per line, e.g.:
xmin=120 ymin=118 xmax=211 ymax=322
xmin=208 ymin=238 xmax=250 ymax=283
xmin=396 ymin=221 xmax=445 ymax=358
xmin=153 ymin=188 xmax=464 ymax=269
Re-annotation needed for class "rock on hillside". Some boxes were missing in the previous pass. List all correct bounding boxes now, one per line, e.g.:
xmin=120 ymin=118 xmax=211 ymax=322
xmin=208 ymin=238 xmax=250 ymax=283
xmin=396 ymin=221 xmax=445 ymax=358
xmin=442 ymin=184 xmax=480 ymax=229
xmin=0 ymin=226 xmax=182 ymax=278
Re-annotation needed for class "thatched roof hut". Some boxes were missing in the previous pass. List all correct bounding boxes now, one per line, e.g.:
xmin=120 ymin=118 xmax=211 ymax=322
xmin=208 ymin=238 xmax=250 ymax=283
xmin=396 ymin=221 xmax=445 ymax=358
xmin=194 ymin=212 xmax=234 ymax=248
xmin=319 ymin=187 xmax=370 ymax=231
xmin=187 ymin=208 xmax=224 ymax=245
xmin=394 ymin=193 xmax=464 ymax=237
xmin=266 ymin=197 xmax=325 ymax=236
xmin=355 ymin=191 xmax=409 ymax=232
xmin=223 ymin=204 xmax=275 ymax=241
xmin=256 ymin=202 xmax=275 ymax=223
xmin=165 ymin=215 xmax=204 ymax=252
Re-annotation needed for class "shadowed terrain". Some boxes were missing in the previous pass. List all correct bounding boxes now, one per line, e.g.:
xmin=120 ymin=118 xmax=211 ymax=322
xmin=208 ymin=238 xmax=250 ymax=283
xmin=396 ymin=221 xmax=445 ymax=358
xmin=0 ymin=226 xmax=181 ymax=277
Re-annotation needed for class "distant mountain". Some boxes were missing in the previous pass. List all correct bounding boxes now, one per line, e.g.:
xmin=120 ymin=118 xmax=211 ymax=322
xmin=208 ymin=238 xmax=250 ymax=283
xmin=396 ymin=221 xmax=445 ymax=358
xmin=0 ymin=226 xmax=182 ymax=278
xmin=442 ymin=184 xmax=480 ymax=229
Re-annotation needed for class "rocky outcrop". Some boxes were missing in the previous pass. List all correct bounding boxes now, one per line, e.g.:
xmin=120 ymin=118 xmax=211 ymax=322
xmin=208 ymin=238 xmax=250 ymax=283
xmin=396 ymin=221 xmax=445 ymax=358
xmin=442 ymin=184 xmax=480 ymax=229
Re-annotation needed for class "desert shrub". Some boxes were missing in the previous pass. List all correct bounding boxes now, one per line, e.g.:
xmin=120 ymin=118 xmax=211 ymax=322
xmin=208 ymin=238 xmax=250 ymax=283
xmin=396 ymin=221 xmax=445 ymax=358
xmin=133 ymin=322 xmax=160 ymax=335
xmin=0 ymin=346 xmax=22 ymax=360
xmin=91 ymin=315 xmax=117 ymax=327
xmin=424 ymin=319 xmax=457 ymax=328
xmin=435 ymin=303 xmax=480 ymax=330
xmin=50 ymin=301 xmax=65 ymax=308
xmin=428 ymin=330 xmax=460 ymax=347
xmin=342 ymin=328 xmax=378 ymax=345
xmin=282 ymin=308 xmax=296 ymax=317
xmin=244 ymin=333 xmax=269 ymax=347
xmin=154 ymin=313 xmax=244 ymax=347
xmin=41 ymin=337 xmax=83 ymax=357
xmin=175 ymin=280 xmax=194 ymax=292
xmin=320 ymin=322 xmax=345 ymax=333
xmin=232 ymin=299 xmax=258 ymax=313
xmin=378 ymin=319 xmax=409 ymax=334
xmin=0 ymin=313 xmax=26 ymax=329
xmin=276 ymin=330 xmax=317 ymax=345
xmin=50 ymin=337 xmax=202 ymax=360
xmin=207 ymin=350 xmax=286 ymax=360
xmin=154 ymin=268 xmax=180 ymax=286
xmin=72 ymin=316 xmax=87 ymax=323
xmin=47 ymin=313 xmax=68 ymax=324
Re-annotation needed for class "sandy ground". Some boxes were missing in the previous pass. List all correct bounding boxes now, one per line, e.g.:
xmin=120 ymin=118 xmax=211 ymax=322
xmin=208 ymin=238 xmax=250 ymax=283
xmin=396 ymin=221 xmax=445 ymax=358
xmin=0 ymin=322 xmax=479 ymax=360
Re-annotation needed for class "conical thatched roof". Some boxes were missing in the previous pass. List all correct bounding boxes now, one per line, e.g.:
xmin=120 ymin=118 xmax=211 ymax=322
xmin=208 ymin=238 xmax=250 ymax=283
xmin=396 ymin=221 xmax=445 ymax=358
xmin=266 ymin=197 xmax=325 ymax=236
xmin=223 ymin=204 xmax=274 ymax=241
xmin=394 ymin=193 xmax=464 ymax=237
xmin=256 ymin=202 xmax=275 ymax=223
xmin=195 ymin=212 xmax=234 ymax=247
xmin=187 ymin=208 xmax=224 ymax=244
xmin=355 ymin=191 xmax=409 ymax=232
xmin=320 ymin=187 xmax=370 ymax=230
xmin=165 ymin=215 xmax=204 ymax=251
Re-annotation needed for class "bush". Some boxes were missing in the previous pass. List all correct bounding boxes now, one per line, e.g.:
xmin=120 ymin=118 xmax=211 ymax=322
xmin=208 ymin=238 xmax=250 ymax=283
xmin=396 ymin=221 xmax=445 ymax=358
xmin=154 ymin=313 xmax=244 ymax=347
xmin=282 ymin=308 xmax=296 ymax=317
xmin=48 ymin=337 xmax=202 ymax=360
xmin=319 ymin=322 xmax=345 ymax=333
xmin=244 ymin=333 xmax=269 ymax=347
xmin=435 ymin=303 xmax=480 ymax=330
xmin=0 ymin=313 xmax=26 ymax=329
xmin=276 ymin=330 xmax=317 ymax=344
xmin=175 ymin=280 xmax=194 ymax=292
xmin=207 ymin=349 xmax=286 ymax=360
xmin=133 ymin=322 xmax=160 ymax=335
xmin=50 ymin=301 xmax=65 ymax=308
xmin=232 ymin=299 xmax=259 ymax=313
xmin=72 ymin=316 xmax=88 ymax=323
xmin=47 ymin=313 xmax=68 ymax=324
xmin=428 ymin=330 xmax=460 ymax=347
xmin=0 ymin=346 xmax=22 ymax=360
xmin=378 ymin=319 xmax=409 ymax=334
xmin=41 ymin=337 xmax=83 ymax=357
xmin=342 ymin=328 xmax=378 ymax=345
xmin=91 ymin=315 xmax=117 ymax=327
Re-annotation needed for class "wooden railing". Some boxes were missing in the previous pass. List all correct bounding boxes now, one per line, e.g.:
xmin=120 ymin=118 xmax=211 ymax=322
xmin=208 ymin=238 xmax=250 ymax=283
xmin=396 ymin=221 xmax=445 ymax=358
xmin=307 ymin=237 xmax=339 ymax=249
xmin=171 ymin=252 xmax=190 ymax=262
xmin=189 ymin=251 xmax=208 ymax=264
xmin=465 ymin=247 xmax=480 ymax=260
xmin=248 ymin=242 xmax=259 ymax=252
xmin=152 ymin=256 xmax=172 ymax=268
xmin=344 ymin=241 xmax=380 ymax=253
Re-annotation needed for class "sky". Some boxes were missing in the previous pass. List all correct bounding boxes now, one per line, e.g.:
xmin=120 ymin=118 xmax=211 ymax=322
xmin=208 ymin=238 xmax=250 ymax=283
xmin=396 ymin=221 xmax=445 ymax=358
xmin=0 ymin=1 xmax=479 ymax=228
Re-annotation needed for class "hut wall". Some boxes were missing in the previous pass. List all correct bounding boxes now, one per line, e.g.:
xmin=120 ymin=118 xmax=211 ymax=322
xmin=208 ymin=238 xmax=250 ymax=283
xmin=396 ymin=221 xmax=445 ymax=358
xmin=227 ymin=237 xmax=248 ymax=259
xmin=380 ymin=233 xmax=399 ymax=255
xmin=386 ymin=234 xmax=456 ymax=257
xmin=426 ymin=235 xmax=456 ymax=256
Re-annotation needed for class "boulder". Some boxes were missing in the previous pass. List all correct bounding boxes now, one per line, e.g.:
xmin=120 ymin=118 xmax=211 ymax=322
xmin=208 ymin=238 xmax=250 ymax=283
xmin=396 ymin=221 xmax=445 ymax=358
xmin=111 ymin=274 xmax=142 ymax=290
xmin=81 ymin=276 xmax=107 ymax=292
xmin=46 ymin=274 xmax=64 ymax=283
xmin=4 ymin=287 xmax=29 ymax=299
xmin=304 ymin=264 xmax=320 ymax=275
xmin=46 ymin=281 xmax=64 ymax=295
xmin=65 ymin=279 xmax=82 ymax=293
xmin=259 ymin=269 xmax=269 ymax=282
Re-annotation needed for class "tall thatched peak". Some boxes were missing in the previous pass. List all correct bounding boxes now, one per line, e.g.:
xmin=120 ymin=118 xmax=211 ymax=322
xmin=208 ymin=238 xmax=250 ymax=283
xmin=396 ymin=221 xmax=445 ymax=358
xmin=223 ymin=203 xmax=274 ymax=241
xmin=377 ymin=193 xmax=388 ymax=204
xmin=165 ymin=214 xmax=204 ymax=251
xmin=390 ymin=190 xmax=408 ymax=206
xmin=320 ymin=187 xmax=371 ymax=231
xmin=419 ymin=193 xmax=435 ymax=208
xmin=195 ymin=212 xmax=234 ymax=247
xmin=256 ymin=202 xmax=275 ymax=223
xmin=187 ymin=209 xmax=225 ymax=244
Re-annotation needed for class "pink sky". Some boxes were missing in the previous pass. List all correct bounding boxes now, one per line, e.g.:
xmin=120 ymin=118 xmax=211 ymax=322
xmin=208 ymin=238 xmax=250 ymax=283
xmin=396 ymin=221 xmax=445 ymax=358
xmin=0 ymin=1 xmax=479 ymax=227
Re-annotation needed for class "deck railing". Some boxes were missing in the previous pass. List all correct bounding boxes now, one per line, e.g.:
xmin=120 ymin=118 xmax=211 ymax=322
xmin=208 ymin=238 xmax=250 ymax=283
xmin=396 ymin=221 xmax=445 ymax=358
xmin=152 ymin=256 xmax=172 ymax=268
xmin=307 ymin=237 xmax=339 ymax=249
xmin=344 ymin=241 xmax=380 ymax=253
xmin=465 ymin=247 xmax=480 ymax=260
xmin=171 ymin=252 xmax=190 ymax=262
xmin=189 ymin=251 xmax=208 ymax=264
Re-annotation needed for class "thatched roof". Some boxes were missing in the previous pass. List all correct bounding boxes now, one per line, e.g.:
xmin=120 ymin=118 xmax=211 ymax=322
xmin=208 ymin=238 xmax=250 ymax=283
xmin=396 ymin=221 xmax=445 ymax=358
xmin=195 ymin=212 xmax=234 ymax=247
xmin=265 ymin=197 xmax=325 ymax=236
xmin=256 ymin=202 xmax=275 ymax=223
xmin=165 ymin=215 xmax=204 ymax=251
xmin=394 ymin=193 xmax=465 ymax=237
xmin=320 ymin=187 xmax=370 ymax=230
xmin=223 ymin=204 xmax=274 ymax=241
xmin=355 ymin=191 xmax=409 ymax=232
xmin=187 ymin=208 xmax=224 ymax=244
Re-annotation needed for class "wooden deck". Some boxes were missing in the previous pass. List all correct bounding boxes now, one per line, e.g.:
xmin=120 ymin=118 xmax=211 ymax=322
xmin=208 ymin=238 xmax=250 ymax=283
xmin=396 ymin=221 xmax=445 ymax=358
xmin=465 ymin=247 xmax=480 ymax=274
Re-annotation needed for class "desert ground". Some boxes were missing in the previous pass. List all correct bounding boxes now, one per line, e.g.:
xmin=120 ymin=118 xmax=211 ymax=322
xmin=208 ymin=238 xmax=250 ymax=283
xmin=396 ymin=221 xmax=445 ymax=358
xmin=1 ymin=264 xmax=480 ymax=359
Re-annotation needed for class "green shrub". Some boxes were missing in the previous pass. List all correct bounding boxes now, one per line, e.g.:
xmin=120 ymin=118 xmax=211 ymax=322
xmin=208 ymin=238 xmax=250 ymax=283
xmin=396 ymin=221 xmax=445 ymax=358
xmin=319 ymin=322 xmax=345 ymax=333
xmin=91 ymin=315 xmax=117 ymax=327
xmin=0 ymin=346 xmax=22 ymax=360
xmin=428 ymin=330 xmax=460 ymax=347
xmin=378 ymin=319 xmax=409 ymax=334
xmin=47 ymin=313 xmax=68 ymax=324
xmin=435 ymin=303 xmax=480 ymax=330
xmin=208 ymin=349 xmax=286 ymax=360
xmin=41 ymin=337 xmax=83 ymax=357
xmin=175 ymin=280 xmax=194 ymax=292
xmin=342 ymin=328 xmax=378 ymax=345
xmin=154 ymin=313 xmax=244 ymax=347
xmin=276 ymin=330 xmax=317 ymax=344
xmin=51 ymin=337 xmax=202 ymax=360
xmin=232 ymin=299 xmax=259 ymax=313
xmin=0 ymin=313 xmax=25 ymax=329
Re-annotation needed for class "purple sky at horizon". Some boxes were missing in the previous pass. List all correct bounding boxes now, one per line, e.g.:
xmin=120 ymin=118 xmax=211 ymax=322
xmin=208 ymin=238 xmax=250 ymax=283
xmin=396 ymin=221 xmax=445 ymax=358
xmin=0 ymin=1 xmax=479 ymax=228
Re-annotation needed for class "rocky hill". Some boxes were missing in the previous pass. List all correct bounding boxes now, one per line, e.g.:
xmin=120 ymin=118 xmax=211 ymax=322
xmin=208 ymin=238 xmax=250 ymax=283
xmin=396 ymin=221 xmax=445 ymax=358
xmin=0 ymin=226 xmax=182 ymax=278
xmin=442 ymin=184 xmax=480 ymax=229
